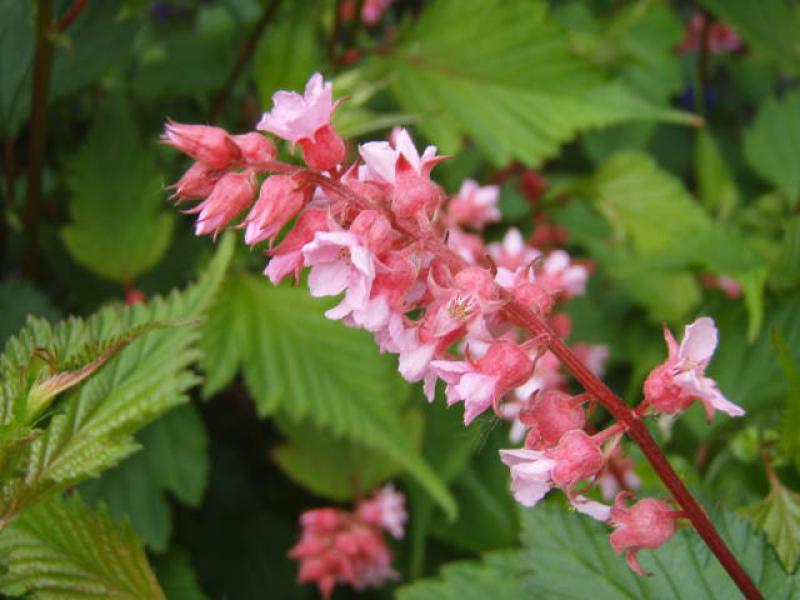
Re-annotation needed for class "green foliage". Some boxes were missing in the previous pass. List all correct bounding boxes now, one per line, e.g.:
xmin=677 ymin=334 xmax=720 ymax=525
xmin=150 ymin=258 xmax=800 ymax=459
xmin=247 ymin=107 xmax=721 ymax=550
xmin=80 ymin=404 xmax=209 ymax=550
xmin=744 ymin=92 xmax=800 ymax=205
xmin=372 ymin=0 xmax=695 ymax=167
xmin=202 ymin=272 xmax=456 ymax=518
xmin=0 ymin=495 xmax=165 ymax=599
xmin=61 ymin=98 xmax=173 ymax=284
xmin=0 ymin=282 xmax=59 ymax=347
xmin=154 ymin=548 xmax=209 ymax=600
xmin=695 ymin=130 xmax=739 ymax=219
xmin=770 ymin=217 xmax=800 ymax=291
xmin=773 ymin=330 xmax=800 ymax=469
xmin=744 ymin=471 xmax=800 ymax=573
xmin=400 ymin=503 xmax=800 ymax=599
xmin=0 ymin=236 xmax=232 ymax=526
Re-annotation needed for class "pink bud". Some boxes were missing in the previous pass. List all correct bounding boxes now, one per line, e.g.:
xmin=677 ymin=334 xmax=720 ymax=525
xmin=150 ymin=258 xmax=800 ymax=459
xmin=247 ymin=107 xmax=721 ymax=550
xmin=299 ymin=124 xmax=347 ymax=172
xmin=233 ymin=132 xmax=276 ymax=167
xmin=521 ymin=390 xmax=586 ymax=449
xmin=190 ymin=170 xmax=257 ymax=236
xmin=609 ymin=494 xmax=677 ymax=576
xmin=349 ymin=210 xmax=395 ymax=256
xmin=392 ymin=153 xmax=441 ymax=218
xmin=168 ymin=162 xmax=223 ymax=203
xmin=545 ymin=430 xmax=603 ymax=490
xmin=244 ymin=175 xmax=310 ymax=246
xmin=265 ymin=208 xmax=329 ymax=285
xmin=161 ymin=121 xmax=241 ymax=169
xmin=475 ymin=340 xmax=533 ymax=393
xmin=445 ymin=179 xmax=501 ymax=230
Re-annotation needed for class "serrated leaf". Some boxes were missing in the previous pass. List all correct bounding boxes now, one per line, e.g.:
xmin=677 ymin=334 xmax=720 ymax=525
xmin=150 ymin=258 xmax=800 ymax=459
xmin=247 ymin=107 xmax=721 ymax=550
xmin=743 ymin=92 xmax=800 ymax=204
xmin=61 ymin=97 xmax=173 ymax=284
xmin=202 ymin=272 xmax=456 ymax=519
xmin=695 ymin=130 xmax=739 ymax=219
xmin=79 ymin=404 xmax=209 ymax=550
xmin=0 ymin=236 xmax=232 ymax=526
xmin=773 ymin=330 xmax=800 ymax=469
xmin=0 ymin=495 xmax=166 ymax=599
xmin=744 ymin=473 xmax=800 ymax=573
xmin=375 ymin=0 xmax=695 ymax=167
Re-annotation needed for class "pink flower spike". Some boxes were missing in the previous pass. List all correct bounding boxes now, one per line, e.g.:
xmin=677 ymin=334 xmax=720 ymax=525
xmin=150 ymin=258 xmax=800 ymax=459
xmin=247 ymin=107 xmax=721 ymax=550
xmin=499 ymin=448 xmax=555 ymax=507
xmin=257 ymin=72 xmax=336 ymax=145
xmin=609 ymin=494 xmax=677 ymax=576
xmin=356 ymin=485 xmax=407 ymax=539
xmin=445 ymin=179 xmax=501 ymax=229
xmin=190 ymin=170 xmax=257 ymax=237
xmin=643 ymin=317 xmax=744 ymax=420
xmin=244 ymin=175 xmax=309 ymax=246
xmin=161 ymin=121 xmax=241 ymax=169
xmin=304 ymin=231 xmax=376 ymax=310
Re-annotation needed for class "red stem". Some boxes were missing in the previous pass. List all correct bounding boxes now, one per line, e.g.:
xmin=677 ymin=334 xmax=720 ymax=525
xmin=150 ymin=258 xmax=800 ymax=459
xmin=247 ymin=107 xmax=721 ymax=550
xmin=56 ymin=0 xmax=89 ymax=32
xmin=503 ymin=300 xmax=762 ymax=600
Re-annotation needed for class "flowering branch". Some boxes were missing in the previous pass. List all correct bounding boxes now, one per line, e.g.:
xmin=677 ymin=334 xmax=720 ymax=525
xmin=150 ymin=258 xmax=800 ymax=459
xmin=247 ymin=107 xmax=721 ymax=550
xmin=160 ymin=73 xmax=760 ymax=599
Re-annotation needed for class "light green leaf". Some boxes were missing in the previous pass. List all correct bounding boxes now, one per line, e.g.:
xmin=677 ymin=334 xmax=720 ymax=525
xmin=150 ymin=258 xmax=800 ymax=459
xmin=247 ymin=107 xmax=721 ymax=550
xmin=61 ymin=98 xmax=173 ymax=284
xmin=773 ymin=330 xmax=800 ymax=469
xmin=202 ymin=272 xmax=456 ymax=519
xmin=79 ymin=404 xmax=209 ymax=550
xmin=744 ymin=471 xmax=800 ymax=573
xmin=743 ymin=92 xmax=800 ymax=204
xmin=0 ymin=495 xmax=166 ymax=599
xmin=0 ymin=236 xmax=232 ymax=526
xmin=770 ymin=217 xmax=800 ymax=291
xmin=695 ymin=130 xmax=739 ymax=219
xmin=375 ymin=0 xmax=696 ymax=167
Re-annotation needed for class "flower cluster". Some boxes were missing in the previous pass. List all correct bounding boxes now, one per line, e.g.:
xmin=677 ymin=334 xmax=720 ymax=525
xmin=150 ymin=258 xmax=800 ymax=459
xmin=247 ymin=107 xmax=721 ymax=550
xmin=162 ymin=72 xmax=746 ymax=581
xmin=289 ymin=485 xmax=407 ymax=598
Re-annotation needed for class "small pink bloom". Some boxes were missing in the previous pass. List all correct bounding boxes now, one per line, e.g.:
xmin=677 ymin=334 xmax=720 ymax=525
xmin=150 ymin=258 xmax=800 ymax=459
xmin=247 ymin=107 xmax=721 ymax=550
xmin=265 ymin=208 xmax=329 ymax=285
xmin=356 ymin=484 xmax=407 ymax=539
xmin=188 ymin=170 xmax=257 ymax=236
xmin=432 ymin=341 xmax=533 ymax=424
xmin=573 ymin=343 xmax=610 ymax=378
xmin=513 ymin=351 xmax=565 ymax=403
xmin=499 ymin=448 xmax=555 ymax=507
xmin=304 ymin=231 xmax=376 ymax=312
xmin=570 ymin=495 xmax=611 ymax=521
xmin=257 ymin=73 xmax=337 ymax=145
xmin=161 ymin=121 xmax=241 ymax=169
xmin=597 ymin=447 xmax=641 ymax=502
xmin=446 ymin=179 xmax=501 ymax=230
xmin=609 ymin=493 xmax=677 ymax=576
xmin=487 ymin=228 xmax=541 ymax=271
xmin=232 ymin=132 xmax=276 ymax=168
xmin=679 ymin=13 xmax=741 ymax=54
xmin=298 ymin=124 xmax=347 ymax=172
xmin=643 ymin=317 xmax=744 ymax=420
xmin=535 ymin=249 xmax=588 ymax=298
xmin=244 ymin=175 xmax=310 ymax=246
xmin=446 ymin=228 xmax=486 ymax=264
xmin=544 ymin=429 xmax=604 ymax=491
xmin=168 ymin=161 xmax=223 ymax=203
xmin=361 ymin=0 xmax=394 ymax=25
xmin=520 ymin=390 xmax=586 ymax=450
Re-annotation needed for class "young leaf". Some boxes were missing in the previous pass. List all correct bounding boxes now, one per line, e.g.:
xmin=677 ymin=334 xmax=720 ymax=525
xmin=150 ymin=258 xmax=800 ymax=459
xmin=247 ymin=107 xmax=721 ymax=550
xmin=744 ymin=92 xmax=800 ymax=205
xmin=743 ymin=469 xmax=800 ymax=573
xmin=202 ymin=272 xmax=457 ymax=519
xmin=374 ymin=0 xmax=696 ymax=166
xmin=61 ymin=97 xmax=174 ymax=284
xmin=0 ymin=495 xmax=166 ymax=599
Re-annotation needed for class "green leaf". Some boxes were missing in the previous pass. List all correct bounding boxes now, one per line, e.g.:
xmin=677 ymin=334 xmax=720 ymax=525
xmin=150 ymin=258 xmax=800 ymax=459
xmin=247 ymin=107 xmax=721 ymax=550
xmin=154 ymin=548 xmax=209 ymax=600
xmin=61 ymin=97 xmax=174 ymax=284
xmin=253 ymin=0 xmax=323 ymax=108
xmin=694 ymin=130 xmax=739 ymax=219
xmin=743 ymin=472 xmax=800 ymax=573
xmin=0 ymin=236 xmax=232 ymax=526
xmin=375 ymin=0 xmax=696 ymax=167
xmin=202 ymin=272 xmax=456 ymax=519
xmin=697 ymin=0 xmax=800 ymax=71
xmin=0 ymin=0 xmax=34 ymax=138
xmin=773 ymin=330 xmax=800 ymax=468
xmin=770 ymin=217 xmax=800 ymax=291
xmin=0 ymin=281 xmax=59 ymax=347
xmin=743 ymin=92 xmax=800 ymax=204
xmin=79 ymin=404 xmax=209 ymax=550
xmin=0 ymin=495 xmax=166 ymax=599
xmin=272 ymin=409 xmax=422 ymax=502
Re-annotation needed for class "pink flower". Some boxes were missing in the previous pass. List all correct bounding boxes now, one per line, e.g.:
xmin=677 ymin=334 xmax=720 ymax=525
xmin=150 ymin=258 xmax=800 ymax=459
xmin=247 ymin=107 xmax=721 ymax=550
xmin=499 ymin=448 xmax=556 ymax=507
xmin=265 ymin=208 xmax=329 ymax=285
xmin=446 ymin=179 xmax=501 ymax=229
xmin=161 ymin=121 xmax=242 ymax=169
xmin=432 ymin=340 xmax=533 ymax=424
xmin=487 ymin=228 xmax=541 ymax=271
xmin=361 ymin=0 xmax=394 ymax=25
xmin=570 ymin=496 xmax=611 ymax=521
xmin=597 ymin=447 xmax=641 ymax=501
xmin=244 ymin=175 xmax=310 ymax=246
xmin=519 ymin=390 xmax=587 ymax=450
xmin=232 ymin=132 xmax=276 ymax=168
xmin=609 ymin=493 xmax=677 ymax=576
xmin=534 ymin=250 xmax=588 ymax=298
xmin=643 ymin=317 xmax=744 ymax=420
xmin=188 ymin=170 xmax=256 ymax=236
xmin=544 ymin=429 xmax=604 ymax=492
xmin=446 ymin=228 xmax=486 ymax=264
xmin=168 ymin=162 xmax=223 ymax=203
xmin=679 ymin=13 xmax=741 ymax=54
xmin=356 ymin=484 xmax=407 ymax=539
xmin=572 ymin=343 xmax=609 ymax=378
xmin=303 ymin=231 xmax=376 ymax=313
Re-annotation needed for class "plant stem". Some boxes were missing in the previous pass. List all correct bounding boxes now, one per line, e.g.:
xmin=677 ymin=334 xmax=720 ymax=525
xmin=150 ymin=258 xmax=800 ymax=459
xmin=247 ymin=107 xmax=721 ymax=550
xmin=210 ymin=0 xmax=283 ymax=121
xmin=503 ymin=299 xmax=763 ymax=600
xmin=23 ymin=0 xmax=55 ymax=279
xmin=56 ymin=0 xmax=89 ymax=32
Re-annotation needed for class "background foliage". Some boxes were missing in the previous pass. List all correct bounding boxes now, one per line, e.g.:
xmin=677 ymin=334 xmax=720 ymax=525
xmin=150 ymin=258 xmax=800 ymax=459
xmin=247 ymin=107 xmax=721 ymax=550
xmin=1 ymin=0 xmax=799 ymax=598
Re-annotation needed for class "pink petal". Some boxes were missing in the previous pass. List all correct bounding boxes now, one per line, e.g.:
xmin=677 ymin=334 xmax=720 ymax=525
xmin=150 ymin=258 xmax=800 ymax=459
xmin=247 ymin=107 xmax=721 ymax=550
xmin=679 ymin=317 xmax=718 ymax=365
xmin=570 ymin=496 xmax=612 ymax=521
xmin=308 ymin=262 xmax=350 ymax=297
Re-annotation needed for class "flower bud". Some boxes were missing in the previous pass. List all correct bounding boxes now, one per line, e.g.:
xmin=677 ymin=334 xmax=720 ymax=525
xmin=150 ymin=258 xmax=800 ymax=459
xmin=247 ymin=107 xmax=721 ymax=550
xmin=609 ymin=493 xmax=676 ymax=576
xmin=244 ymin=175 xmax=310 ymax=246
xmin=161 ymin=121 xmax=241 ymax=168
xmin=190 ymin=170 xmax=256 ymax=236
xmin=299 ymin=124 xmax=347 ymax=172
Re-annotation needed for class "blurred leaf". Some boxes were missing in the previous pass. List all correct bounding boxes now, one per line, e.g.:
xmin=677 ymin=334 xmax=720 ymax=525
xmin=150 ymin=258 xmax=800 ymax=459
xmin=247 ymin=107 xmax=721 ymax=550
xmin=0 ymin=495 xmax=165 ymax=599
xmin=744 ymin=91 xmax=800 ymax=204
xmin=0 ymin=281 xmax=59 ymax=347
xmin=695 ymin=130 xmax=739 ymax=219
xmin=0 ymin=237 xmax=232 ymax=526
xmin=0 ymin=0 xmax=33 ymax=138
xmin=770 ymin=217 xmax=800 ymax=291
xmin=271 ymin=409 xmax=422 ymax=502
xmin=202 ymin=272 xmax=456 ymax=519
xmin=80 ymin=404 xmax=209 ymax=550
xmin=253 ymin=0 xmax=322 ymax=107
xmin=376 ymin=0 xmax=696 ymax=167
xmin=61 ymin=98 xmax=173 ymax=284
xmin=697 ymin=0 xmax=800 ymax=71
xmin=155 ymin=548 xmax=209 ymax=600
xmin=743 ymin=471 xmax=800 ymax=573
xmin=773 ymin=330 xmax=800 ymax=469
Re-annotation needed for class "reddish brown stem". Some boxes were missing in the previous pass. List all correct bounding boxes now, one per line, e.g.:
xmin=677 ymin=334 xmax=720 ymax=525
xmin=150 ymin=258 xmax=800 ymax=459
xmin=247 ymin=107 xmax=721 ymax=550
xmin=503 ymin=300 xmax=762 ymax=600
xmin=56 ymin=0 xmax=89 ymax=32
